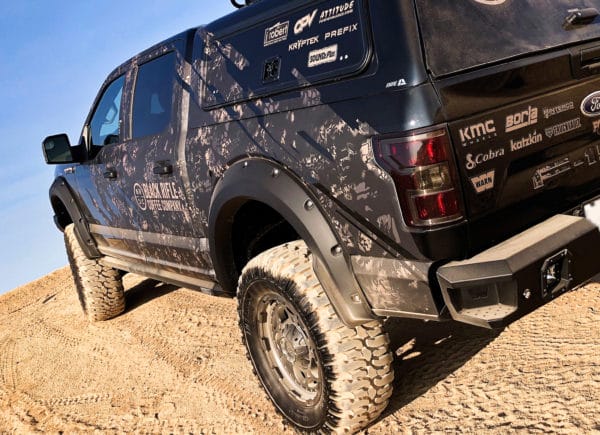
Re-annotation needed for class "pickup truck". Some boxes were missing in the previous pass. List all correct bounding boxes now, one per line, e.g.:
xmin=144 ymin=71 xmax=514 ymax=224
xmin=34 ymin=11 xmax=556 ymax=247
xmin=42 ymin=0 xmax=600 ymax=432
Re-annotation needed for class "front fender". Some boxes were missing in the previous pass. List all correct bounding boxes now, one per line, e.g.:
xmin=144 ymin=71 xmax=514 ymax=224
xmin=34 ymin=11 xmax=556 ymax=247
xmin=49 ymin=177 xmax=101 ymax=259
xmin=208 ymin=158 xmax=375 ymax=327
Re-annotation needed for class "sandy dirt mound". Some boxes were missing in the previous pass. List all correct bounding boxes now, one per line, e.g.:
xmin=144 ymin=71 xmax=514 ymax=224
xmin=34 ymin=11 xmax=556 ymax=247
xmin=0 ymin=267 xmax=598 ymax=433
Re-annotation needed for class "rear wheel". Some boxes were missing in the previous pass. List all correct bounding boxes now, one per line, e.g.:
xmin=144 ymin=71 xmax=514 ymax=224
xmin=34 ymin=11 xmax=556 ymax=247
xmin=237 ymin=241 xmax=394 ymax=433
xmin=64 ymin=224 xmax=125 ymax=321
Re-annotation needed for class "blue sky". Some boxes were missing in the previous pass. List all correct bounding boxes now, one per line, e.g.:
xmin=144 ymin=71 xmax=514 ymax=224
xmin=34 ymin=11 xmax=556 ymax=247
xmin=0 ymin=1 xmax=232 ymax=294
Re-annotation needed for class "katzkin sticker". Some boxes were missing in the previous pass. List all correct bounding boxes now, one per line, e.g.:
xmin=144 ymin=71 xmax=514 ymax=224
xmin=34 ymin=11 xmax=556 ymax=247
xmin=581 ymin=91 xmax=600 ymax=117
xmin=470 ymin=170 xmax=495 ymax=193
xmin=510 ymin=130 xmax=542 ymax=152
xmin=308 ymin=44 xmax=339 ymax=67
xmin=264 ymin=21 xmax=289 ymax=47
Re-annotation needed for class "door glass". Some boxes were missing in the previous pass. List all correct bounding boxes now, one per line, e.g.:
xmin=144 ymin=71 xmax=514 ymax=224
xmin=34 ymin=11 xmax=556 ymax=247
xmin=90 ymin=75 xmax=125 ymax=147
xmin=132 ymin=52 xmax=176 ymax=138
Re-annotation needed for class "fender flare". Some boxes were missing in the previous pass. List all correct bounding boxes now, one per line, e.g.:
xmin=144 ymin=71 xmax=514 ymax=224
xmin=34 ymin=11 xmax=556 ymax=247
xmin=49 ymin=177 xmax=101 ymax=259
xmin=208 ymin=158 xmax=375 ymax=327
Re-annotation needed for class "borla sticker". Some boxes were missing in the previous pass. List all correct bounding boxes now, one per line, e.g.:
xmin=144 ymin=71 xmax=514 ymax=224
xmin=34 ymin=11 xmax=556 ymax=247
xmin=581 ymin=91 xmax=600 ymax=117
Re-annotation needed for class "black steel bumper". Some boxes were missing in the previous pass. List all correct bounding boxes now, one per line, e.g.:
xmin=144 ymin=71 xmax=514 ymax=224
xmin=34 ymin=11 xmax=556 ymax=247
xmin=437 ymin=214 xmax=600 ymax=329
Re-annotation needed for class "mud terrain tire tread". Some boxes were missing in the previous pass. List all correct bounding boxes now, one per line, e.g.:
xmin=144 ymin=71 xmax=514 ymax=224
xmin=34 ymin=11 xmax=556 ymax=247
xmin=237 ymin=241 xmax=394 ymax=433
xmin=64 ymin=224 xmax=125 ymax=321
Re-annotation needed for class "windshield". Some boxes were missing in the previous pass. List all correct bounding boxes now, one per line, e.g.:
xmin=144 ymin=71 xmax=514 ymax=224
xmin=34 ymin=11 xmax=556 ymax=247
xmin=415 ymin=0 xmax=600 ymax=76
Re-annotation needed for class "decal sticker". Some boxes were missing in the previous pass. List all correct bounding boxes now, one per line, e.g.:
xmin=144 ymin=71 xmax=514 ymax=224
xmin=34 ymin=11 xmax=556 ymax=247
xmin=288 ymin=36 xmax=320 ymax=52
xmin=133 ymin=182 xmax=185 ymax=212
xmin=385 ymin=78 xmax=407 ymax=89
xmin=510 ymin=130 xmax=542 ymax=152
xmin=584 ymin=147 xmax=597 ymax=165
xmin=324 ymin=23 xmax=359 ymax=40
xmin=470 ymin=170 xmax=495 ymax=194
xmin=593 ymin=119 xmax=600 ymax=135
xmin=544 ymin=118 xmax=581 ymax=139
xmin=532 ymin=158 xmax=571 ymax=190
xmin=459 ymin=120 xmax=497 ymax=146
xmin=294 ymin=9 xmax=318 ymax=35
xmin=581 ymin=91 xmax=600 ymax=117
xmin=308 ymin=44 xmax=339 ymax=68
xmin=319 ymin=1 xmax=356 ymax=23
xmin=543 ymin=102 xmax=574 ymax=119
xmin=465 ymin=148 xmax=505 ymax=171
xmin=473 ymin=0 xmax=507 ymax=4
xmin=264 ymin=21 xmax=289 ymax=47
xmin=505 ymin=106 xmax=538 ymax=133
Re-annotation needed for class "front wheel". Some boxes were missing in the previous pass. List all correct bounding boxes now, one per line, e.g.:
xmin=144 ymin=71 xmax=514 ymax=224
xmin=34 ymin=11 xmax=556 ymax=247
xmin=237 ymin=241 xmax=394 ymax=433
xmin=64 ymin=224 xmax=125 ymax=321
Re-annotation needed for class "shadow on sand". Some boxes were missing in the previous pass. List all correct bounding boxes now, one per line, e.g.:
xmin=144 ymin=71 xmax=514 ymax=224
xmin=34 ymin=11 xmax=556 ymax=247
xmin=381 ymin=318 xmax=501 ymax=417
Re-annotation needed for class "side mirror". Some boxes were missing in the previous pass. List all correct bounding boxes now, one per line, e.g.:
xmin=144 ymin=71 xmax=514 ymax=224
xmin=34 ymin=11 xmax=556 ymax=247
xmin=43 ymin=134 xmax=76 ymax=164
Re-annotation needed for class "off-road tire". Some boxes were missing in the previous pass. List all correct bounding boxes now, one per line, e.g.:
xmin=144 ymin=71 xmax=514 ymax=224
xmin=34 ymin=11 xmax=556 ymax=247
xmin=64 ymin=224 xmax=125 ymax=321
xmin=237 ymin=241 xmax=394 ymax=433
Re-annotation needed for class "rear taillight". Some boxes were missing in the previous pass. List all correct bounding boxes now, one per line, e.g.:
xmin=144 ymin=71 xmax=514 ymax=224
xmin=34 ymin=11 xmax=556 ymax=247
xmin=374 ymin=128 xmax=464 ymax=227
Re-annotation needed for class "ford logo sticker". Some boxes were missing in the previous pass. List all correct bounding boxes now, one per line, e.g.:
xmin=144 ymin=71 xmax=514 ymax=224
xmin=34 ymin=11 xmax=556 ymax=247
xmin=581 ymin=91 xmax=600 ymax=117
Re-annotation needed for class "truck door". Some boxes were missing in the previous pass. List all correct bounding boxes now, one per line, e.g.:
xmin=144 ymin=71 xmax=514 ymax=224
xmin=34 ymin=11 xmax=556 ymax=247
xmin=73 ymin=72 xmax=148 ymax=259
xmin=121 ymin=42 xmax=213 ymax=278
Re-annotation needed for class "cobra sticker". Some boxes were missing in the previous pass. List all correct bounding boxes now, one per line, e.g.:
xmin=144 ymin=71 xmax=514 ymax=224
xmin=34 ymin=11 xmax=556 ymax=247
xmin=580 ymin=91 xmax=600 ymax=117
xmin=134 ymin=182 xmax=185 ymax=212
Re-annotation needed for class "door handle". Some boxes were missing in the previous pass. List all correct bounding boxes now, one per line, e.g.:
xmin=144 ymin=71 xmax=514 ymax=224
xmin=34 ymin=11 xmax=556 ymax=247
xmin=153 ymin=161 xmax=173 ymax=176
xmin=103 ymin=168 xmax=117 ymax=179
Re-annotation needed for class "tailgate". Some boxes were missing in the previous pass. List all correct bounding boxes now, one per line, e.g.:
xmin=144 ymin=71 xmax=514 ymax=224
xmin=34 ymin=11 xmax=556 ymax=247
xmin=449 ymin=78 xmax=600 ymax=220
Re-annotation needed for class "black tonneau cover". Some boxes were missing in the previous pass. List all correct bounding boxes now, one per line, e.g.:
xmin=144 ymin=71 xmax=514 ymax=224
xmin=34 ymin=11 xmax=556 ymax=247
xmin=416 ymin=0 xmax=600 ymax=76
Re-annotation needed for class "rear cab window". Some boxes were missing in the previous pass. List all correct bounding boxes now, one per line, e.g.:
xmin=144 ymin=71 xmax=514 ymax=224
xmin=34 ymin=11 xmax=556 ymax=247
xmin=202 ymin=0 xmax=370 ymax=108
xmin=132 ymin=51 xmax=177 ymax=138
xmin=416 ymin=0 xmax=600 ymax=76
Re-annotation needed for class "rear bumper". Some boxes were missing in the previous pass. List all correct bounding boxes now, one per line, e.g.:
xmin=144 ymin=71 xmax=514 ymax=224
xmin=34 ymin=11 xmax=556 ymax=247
xmin=437 ymin=214 xmax=600 ymax=329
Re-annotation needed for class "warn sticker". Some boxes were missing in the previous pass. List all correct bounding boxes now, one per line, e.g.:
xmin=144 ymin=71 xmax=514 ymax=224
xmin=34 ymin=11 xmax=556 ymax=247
xmin=308 ymin=44 xmax=338 ymax=67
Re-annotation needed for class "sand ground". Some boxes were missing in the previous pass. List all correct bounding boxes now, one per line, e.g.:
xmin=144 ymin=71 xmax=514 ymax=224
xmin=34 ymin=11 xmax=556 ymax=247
xmin=0 ymin=267 xmax=598 ymax=433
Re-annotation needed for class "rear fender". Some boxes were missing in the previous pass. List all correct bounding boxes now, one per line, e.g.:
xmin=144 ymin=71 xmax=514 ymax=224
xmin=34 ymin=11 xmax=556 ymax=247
xmin=208 ymin=158 xmax=375 ymax=327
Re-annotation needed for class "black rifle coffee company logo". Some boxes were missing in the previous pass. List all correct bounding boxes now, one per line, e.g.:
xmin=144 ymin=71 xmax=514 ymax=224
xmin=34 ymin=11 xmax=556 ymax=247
xmin=264 ymin=21 xmax=289 ymax=47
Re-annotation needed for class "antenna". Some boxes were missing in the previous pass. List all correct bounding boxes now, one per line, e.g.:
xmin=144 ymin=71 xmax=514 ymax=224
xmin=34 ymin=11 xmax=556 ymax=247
xmin=231 ymin=0 xmax=258 ymax=8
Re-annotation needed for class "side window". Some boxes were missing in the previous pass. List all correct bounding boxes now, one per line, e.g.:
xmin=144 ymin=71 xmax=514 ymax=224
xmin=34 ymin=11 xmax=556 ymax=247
xmin=90 ymin=75 xmax=125 ymax=147
xmin=132 ymin=52 xmax=176 ymax=139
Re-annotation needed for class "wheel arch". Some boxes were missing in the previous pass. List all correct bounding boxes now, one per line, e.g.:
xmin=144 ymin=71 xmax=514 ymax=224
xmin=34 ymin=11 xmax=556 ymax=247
xmin=49 ymin=177 xmax=101 ymax=259
xmin=208 ymin=158 xmax=375 ymax=327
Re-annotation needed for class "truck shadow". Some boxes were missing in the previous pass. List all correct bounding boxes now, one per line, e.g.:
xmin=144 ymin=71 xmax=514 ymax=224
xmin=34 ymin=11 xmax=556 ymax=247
xmin=380 ymin=318 xmax=501 ymax=417
xmin=123 ymin=278 xmax=180 ymax=312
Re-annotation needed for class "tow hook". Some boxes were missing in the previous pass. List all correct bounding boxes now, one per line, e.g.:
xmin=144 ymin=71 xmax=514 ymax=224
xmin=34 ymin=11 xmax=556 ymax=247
xmin=541 ymin=249 xmax=573 ymax=298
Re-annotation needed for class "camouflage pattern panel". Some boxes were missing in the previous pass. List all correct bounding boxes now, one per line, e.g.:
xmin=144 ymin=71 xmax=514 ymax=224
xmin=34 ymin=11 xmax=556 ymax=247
xmin=187 ymin=0 xmax=437 ymax=260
